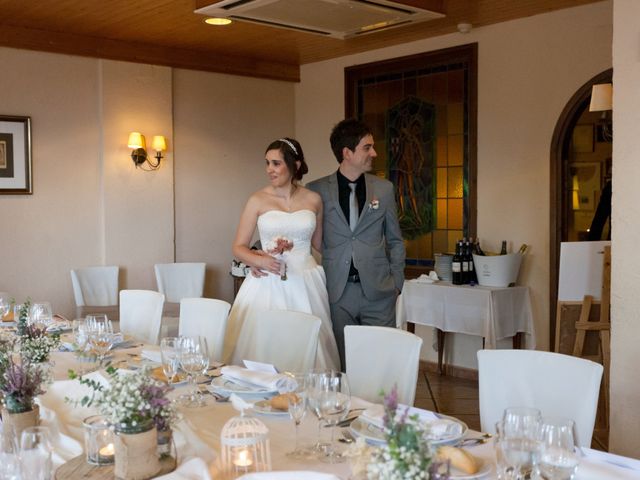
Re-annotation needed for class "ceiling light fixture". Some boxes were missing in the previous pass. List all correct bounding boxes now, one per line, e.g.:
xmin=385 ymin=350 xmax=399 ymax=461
xmin=205 ymin=17 xmax=232 ymax=26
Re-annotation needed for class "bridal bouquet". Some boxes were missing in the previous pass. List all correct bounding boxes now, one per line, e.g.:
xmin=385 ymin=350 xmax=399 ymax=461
xmin=350 ymin=385 xmax=449 ymax=480
xmin=266 ymin=236 xmax=294 ymax=280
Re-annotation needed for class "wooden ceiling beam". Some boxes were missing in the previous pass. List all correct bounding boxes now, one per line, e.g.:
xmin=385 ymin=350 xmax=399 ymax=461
xmin=0 ymin=24 xmax=300 ymax=82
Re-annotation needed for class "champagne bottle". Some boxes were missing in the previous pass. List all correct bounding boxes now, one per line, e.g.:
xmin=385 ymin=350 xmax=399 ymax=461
xmin=452 ymin=240 xmax=462 ymax=285
xmin=474 ymin=238 xmax=485 ymax=256
xmin=518 ymin=244 xmax=528 ymax=255
xmin=500 ymin=240 xmax=507 ymax=255
xmin=461 ymin=238 xmax=469 ymax=284
xmin=466 ymin=238 xmax=476 ymax=284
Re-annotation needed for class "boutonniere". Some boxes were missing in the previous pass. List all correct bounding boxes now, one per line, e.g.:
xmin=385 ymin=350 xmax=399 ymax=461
xmin=369 ymin=199 xmax=380 ymax=210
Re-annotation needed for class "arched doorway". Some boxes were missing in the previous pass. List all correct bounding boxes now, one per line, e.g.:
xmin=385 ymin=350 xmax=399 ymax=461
xmin=549 ymin=68 xmax=612 ymax=348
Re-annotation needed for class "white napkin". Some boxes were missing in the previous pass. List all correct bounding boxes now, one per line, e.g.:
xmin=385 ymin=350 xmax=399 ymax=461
xmin=412 ymin=271 xmax=439 ymax=284
xmin=141 ymin=347 xmax=162 ymax=363
xmin=360 ymin=404 xmax=460 ymax=439
xmin=576 ymin=448 xmax=640 ymax=480
xmin=220 ymin=366 xmax=296 ymax=392
xmin=238 ymin=472 xmax=341 ymax=480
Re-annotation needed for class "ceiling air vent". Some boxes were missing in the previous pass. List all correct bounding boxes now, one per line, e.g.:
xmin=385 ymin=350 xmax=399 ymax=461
xmin=195 ymin=0 xmax=445 ymax=39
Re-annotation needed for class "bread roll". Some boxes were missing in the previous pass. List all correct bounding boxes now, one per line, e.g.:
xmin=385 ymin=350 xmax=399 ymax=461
xmin=269 ymin=393 xmax=299 ymax=411
xmin=437 ymin=446 xmax=479 ymax=474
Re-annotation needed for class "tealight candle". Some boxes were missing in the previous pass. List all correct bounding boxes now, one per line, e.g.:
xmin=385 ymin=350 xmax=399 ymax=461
xmin=233 ymin=448 xmax=253 ymax=468
xmin=98 ymin=443 xmax=115 ymax=462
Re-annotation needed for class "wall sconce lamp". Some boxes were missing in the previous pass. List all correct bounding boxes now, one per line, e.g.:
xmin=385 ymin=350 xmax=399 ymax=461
xmin=127 ymin=132 xmax=167 ymax=170
xmin=589 ymin=83 xmax=613 ymax=142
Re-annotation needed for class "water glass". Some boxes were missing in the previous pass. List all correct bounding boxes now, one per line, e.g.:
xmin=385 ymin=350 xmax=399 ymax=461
xmin=0 ymin=422 xmax=19 ymax=480
xmin=0 ymin=292 xmax=11 ymax=320
xmin=29 ymin=302 xmax=53 ymax=329
xmin=20 ymin=426 xmax=52 ymax=480
xmin=317 ymin=371 xmax=351 ymax=464
xmin=160 ymin=337 xmax=181 ymax=385
xmin=538 ymin=418 xmax=579 ymax=480
xmin=495 ymin=419 xmax=542 ymax=480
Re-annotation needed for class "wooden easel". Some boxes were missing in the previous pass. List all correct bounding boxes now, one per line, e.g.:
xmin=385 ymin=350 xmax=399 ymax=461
xmin=571 ymin=246 xmax=611 ymax=426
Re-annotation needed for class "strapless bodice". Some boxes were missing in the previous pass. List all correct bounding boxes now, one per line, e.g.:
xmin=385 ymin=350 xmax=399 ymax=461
xmin=257 ymin=209 xmax=316 ymax=271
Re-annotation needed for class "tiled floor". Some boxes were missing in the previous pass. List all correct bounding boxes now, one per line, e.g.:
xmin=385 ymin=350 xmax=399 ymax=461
xmin=413 ymin=369 xmax=609 ymax=451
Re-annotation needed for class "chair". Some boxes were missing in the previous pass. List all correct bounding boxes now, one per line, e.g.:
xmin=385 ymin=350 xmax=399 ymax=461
xmin=70 ymin=266 xmax=119 ymax=320
xmin=154 ymin=262 xmax=206 ymax=304
xmin=345 ymin=325 xmax=423 ymax=405
xmin=233 ymin=310 xmax=321 ymax=372
xmin=119 ymin=290 xmax=165 ymax=345
xmin=179 ymin=298 xmax=231 ymax=362
xmin=477 ymin=349 xmax=603 ymax=447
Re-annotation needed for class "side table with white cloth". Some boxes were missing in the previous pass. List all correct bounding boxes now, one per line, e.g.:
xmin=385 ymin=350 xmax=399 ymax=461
xmin=397 ymin=281 xmax=536 ymax=374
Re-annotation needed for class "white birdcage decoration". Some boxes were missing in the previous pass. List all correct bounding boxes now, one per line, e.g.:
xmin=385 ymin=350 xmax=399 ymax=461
xmin=220 ymin=413 xmax=272 ymax=479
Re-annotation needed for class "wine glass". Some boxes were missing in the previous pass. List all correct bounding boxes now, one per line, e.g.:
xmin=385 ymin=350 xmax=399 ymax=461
xmin=0 ymin=293 xmax=11 ymax=321
xmin=496 ymin=408 xmax=542 ymax=480
xmin=20 ymin=426 xmax=52 ymax=480
xmin=305 ymin=370 xmax=331 ymax=456
xmin=178 ymin=336 xmax=209 ymax=407
xmin=317 ymin=371 xmax=351 ymax=464
xmin=160 ymin=337 xmax=181 ymax=386
xmin=538 ymin=417 xmax=580 ymax=480
xmin=284 ymin=374 xmax=307 ymax=459
xmin=87 ymin=316 xmax=114 ymax=365
xmin=0 ymin=422 xmax=19 ymax=480
xmin=29 ymin=302 xmax=53 ymax=330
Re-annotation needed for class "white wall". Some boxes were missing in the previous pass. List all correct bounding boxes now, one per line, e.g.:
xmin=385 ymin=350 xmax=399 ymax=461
xmin=610 ymin=0 xmax=640 ymax=458
xmin=0 ymin=49 xmax=293 ymax=317
xmin=295 ymin=1 xmax=613 ymax=368
xmin=173 ymin=70 xmax=294 ymax=301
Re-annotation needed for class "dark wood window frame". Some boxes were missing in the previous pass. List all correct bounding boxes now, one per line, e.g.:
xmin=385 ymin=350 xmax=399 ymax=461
xmin=344 ymin=43 xmax=478 ymax=269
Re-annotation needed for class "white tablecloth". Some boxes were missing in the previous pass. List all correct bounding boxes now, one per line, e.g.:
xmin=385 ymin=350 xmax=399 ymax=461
xmin=398 ymin=281 xmax=536 ymax=349
xmin=38 ymin=344 xmax=639 ymax=479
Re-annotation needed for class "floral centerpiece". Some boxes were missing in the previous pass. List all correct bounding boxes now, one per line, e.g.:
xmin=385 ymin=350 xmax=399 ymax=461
xmin=69 ymin=366 xmax=177 ymax=478
xmin=0 ymin=333 xmax=47 ymax=439
xmin=69 ymin=365 xmax=176 ymax=434
xmin=20 ymin=324 xmax=60 ymax=364
xmin=347 ymin=385 xmax=449 ymax=480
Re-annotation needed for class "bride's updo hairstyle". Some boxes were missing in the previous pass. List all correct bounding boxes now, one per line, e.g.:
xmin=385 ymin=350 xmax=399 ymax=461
xmin=266 ymin=137 xmax=308 ymax=182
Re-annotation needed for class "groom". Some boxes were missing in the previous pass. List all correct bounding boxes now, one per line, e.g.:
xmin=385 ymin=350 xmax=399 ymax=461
xmin=307 ymin=119 xmax=405 ymax=370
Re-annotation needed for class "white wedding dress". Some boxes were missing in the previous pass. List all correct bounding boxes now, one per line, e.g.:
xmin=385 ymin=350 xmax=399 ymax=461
xmin=223 ymin=209 xmax=340 ymax=371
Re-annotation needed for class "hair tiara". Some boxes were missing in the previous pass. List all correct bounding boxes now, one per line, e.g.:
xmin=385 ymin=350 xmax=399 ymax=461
xmin=279 ymin=138 xmax=298 ymax=156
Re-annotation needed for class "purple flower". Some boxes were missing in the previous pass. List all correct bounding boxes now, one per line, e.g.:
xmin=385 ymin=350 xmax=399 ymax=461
xmin=0 ymin=356 xmax=45 ymax=413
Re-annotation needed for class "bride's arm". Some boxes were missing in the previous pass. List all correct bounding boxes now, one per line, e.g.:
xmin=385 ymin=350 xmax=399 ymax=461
xmin=232 ymin=196 xmax=281 ymax=275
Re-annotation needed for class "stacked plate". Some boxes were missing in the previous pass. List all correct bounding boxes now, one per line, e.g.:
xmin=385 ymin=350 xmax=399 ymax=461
xmin=434 ymin=253 xmax=453 ymax=282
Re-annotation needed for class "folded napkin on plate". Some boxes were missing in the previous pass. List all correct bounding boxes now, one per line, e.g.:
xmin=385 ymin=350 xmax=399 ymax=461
xmin=220 ymin=366 xmax=296 ymax=392
xmin=238 ymin=472 xmax=341 ymax=480
xmin=141 ymin=347 xmax=162 ymax=363
xmin=360 ymin=404 xmax=461 ymax=438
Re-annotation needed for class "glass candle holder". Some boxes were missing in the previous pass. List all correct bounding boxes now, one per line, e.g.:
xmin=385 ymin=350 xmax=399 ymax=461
xmin=83 ymin=415 xmax=115 ymax=465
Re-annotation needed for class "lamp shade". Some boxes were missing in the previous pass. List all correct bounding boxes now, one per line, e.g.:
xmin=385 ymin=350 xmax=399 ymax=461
xmin=152 ymin=135 xmax=167 ymax=152
xmin=589 ymin=83 xmax=613 ymax=112
xmin=127 ymin=132 xmax=146 ymax=149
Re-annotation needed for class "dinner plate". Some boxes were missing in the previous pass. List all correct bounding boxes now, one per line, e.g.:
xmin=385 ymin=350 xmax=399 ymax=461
xmin=209 ymin=376 xmax=278 ymax=395
xmin=252 ymin=399 xmax=290 ymax=416
xmin=350 ymin=414 xmax=468 ymax=447
xmin=449 ymin=458 xmax=491 ymax=479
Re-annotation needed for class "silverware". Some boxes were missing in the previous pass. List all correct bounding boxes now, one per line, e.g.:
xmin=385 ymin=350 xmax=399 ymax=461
xmin=457 ymin=432 xmax=492 ymax=447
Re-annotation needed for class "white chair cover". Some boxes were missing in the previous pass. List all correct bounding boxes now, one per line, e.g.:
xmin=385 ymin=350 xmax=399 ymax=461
xmin=70 ymin=266 xmax=119 ymax=306
xmin=235 ymin=310 xmax=321 ymax=373
xmin=345 ymin=325 xmax=422 ymax=405
xmin=477 ymin=349 xmax=603 ymax=447
xmin=119 ymin=290 xmax=165 ymax=345
xmin=154 ymin=263 xmax=206 ymax=303
xmin=179 ymin=298 xmax=230 ymax=362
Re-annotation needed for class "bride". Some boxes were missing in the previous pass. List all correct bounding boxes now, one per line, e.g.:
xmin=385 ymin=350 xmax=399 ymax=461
xmin=223 ymin=137 xmax=340 ymax=371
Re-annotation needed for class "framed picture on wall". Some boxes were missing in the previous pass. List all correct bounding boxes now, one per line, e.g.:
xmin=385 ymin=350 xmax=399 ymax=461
xmin=0 ymin=115 xmax=32 ymax=194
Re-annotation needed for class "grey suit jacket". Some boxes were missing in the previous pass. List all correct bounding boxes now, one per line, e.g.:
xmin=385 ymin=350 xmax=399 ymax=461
xmin=307 ymin=171 xmax=405 ymax=303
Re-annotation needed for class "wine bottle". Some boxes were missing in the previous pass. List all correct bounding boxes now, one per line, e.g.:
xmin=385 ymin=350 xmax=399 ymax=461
xmin=500 ymin=240 xmax=507 ymax=255
xmin=461 ymin=238 xmax=469 ymax=284
xmin=474 ymin=238 xmax=485 ymax=256
xmin=452 ymin=240 xmax=462 ymax=285
xmin=466 ymin=238 xmax=476 ymax=284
